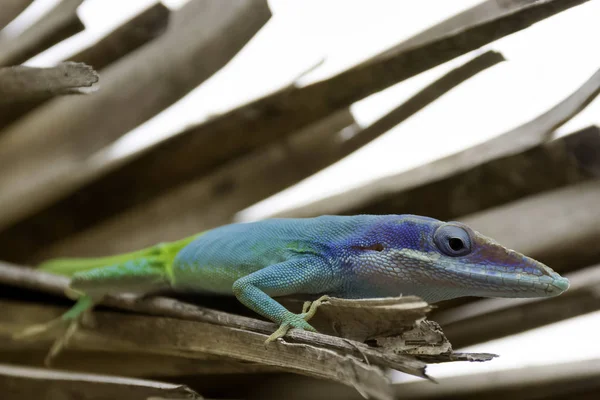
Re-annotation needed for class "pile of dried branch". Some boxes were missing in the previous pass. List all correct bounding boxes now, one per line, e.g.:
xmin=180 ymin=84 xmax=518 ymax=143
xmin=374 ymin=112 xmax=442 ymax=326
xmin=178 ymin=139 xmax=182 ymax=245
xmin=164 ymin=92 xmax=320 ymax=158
xmin=1 ymin=1 xmax=598 ymax=399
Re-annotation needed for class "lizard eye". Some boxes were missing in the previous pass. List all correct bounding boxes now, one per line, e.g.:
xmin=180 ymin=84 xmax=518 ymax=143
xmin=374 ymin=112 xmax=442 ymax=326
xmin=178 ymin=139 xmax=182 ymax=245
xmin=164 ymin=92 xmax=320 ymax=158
xmin=434 ymin=225 xmax=472 ymax=257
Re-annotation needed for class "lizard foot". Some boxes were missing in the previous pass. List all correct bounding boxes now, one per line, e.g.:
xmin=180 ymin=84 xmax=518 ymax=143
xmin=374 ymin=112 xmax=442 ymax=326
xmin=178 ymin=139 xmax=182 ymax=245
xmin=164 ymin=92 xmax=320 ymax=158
xmin=264 ymin=295 xmax=330 ymax=345
xmin=12 ymin=316 xmax=82 ymax=366
xmin=12 ymin=317 xmax=69 ymax=341
xmin=12 ymin=295 xmax=93 ymax=366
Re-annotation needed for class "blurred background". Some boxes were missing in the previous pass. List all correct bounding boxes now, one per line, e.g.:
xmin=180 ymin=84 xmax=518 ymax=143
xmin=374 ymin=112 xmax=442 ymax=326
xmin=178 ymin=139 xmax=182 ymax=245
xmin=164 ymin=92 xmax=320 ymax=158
xmin=1 ymin=0 xmax=599 ymax=399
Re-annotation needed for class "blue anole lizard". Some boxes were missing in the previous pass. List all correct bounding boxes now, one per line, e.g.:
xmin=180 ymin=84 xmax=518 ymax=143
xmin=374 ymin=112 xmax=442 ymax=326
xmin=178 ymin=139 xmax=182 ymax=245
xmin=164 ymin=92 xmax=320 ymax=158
xmin=17 ymin=214 xmax=569 ymax=362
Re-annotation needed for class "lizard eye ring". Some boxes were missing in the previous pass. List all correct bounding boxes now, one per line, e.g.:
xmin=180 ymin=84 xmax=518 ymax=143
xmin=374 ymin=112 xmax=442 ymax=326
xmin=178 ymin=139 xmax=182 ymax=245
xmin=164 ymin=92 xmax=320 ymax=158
xmin=434 ymin=225 xmax=472 ymax=257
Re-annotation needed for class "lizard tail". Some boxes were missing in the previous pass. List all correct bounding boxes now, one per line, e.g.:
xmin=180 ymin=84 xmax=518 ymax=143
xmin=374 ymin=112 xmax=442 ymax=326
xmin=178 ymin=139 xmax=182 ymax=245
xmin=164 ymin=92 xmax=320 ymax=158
xmin=39 ymin=233 xmax=204 ymax=277
xmin=38 ymin=247 xmax=162 ymax=277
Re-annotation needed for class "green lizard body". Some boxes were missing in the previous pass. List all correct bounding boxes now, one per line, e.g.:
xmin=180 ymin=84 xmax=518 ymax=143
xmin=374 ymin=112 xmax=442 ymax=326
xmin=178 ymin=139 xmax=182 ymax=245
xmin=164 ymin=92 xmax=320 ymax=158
xmin=24 ymin=215 xmax=569 ymax=361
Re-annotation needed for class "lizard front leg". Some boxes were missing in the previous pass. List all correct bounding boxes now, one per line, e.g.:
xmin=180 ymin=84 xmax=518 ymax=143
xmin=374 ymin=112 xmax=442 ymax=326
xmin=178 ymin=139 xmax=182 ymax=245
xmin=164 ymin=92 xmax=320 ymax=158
xmin=231 ymin=256 xmax=333 ymax=343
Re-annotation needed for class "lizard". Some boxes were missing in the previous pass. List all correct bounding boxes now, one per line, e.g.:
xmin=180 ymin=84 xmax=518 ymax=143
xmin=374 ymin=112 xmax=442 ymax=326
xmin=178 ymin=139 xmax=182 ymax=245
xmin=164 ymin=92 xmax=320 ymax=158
xmin=16 ymin=214 xmax=570 ymax=363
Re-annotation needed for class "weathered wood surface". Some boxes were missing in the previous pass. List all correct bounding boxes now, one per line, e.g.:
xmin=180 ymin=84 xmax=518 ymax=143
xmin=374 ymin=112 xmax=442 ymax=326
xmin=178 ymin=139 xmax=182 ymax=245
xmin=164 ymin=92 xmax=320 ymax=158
xmin=320 ymin=124 xmax=600 ymax=220
xmin=0 ymin=0 xmax=85 ymax=67
xmin=271 ymin=65 xmax=600 ymax=219
xmin=15 ymin=51 xmax=503 ymax=260
xmin=0 ymin=0 xmax=585 ymax=236
xmin=0 ymin=0 xmax=271 ymax=231
xmin=0 ymin=2 xmax=171 ymax=130
xmin=367 ymin=0 xmax=543 ymax=62
xmin=391 ymin=359 xmax=600 ymax=400
xmin=0 ymin=0 xmax=34 ymax=31
xmin=0 ymin=363 xmax=203 ymax=400
xmin=434 ymin=263 xmax=600 ymax=348
xmin=0 ymin=63 xmax=98 ymax=102
xmin=0 ymin=300 xmax=395 ymax=400
xmin=246 ymin=358 xmax=600 ymax=400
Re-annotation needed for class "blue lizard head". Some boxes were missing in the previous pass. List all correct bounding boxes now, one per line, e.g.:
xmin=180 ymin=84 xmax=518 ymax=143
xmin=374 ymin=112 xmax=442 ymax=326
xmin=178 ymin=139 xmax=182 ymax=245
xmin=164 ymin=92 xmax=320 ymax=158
xmin=343 ymin=214 xmax=569 ymax=303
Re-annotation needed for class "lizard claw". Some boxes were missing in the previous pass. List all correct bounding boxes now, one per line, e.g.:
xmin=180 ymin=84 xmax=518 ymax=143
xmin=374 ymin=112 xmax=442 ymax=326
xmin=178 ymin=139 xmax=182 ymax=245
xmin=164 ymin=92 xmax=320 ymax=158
xmin=12 ymin=318 xmax=68 ymax=341
xmin=264 ymin=295 xmax=330 ymax=346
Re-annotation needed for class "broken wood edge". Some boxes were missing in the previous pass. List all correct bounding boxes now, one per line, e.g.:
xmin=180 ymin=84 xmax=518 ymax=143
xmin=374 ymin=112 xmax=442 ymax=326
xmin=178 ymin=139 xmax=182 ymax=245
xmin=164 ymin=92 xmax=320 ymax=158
xmin=0 ymin=0 xmax=85 ymax=67
xmin=0 ymin=363 xmax=203 ymax=400
xmin=0 ymin=62 xmax=99 ymax=102
xmin=270 ymin=62 xmax=600 ymax=219
xmin=0 ymin=2 xmax=171 ymax=129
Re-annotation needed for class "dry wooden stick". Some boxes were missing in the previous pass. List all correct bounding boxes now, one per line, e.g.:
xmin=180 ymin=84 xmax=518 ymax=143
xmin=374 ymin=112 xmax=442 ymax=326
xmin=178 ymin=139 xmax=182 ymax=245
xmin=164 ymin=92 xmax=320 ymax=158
xmin=0 ymin=0 xmax=586 ymax=235
xmin=273 ymin=65 xmax=600 ymax=219
xmin=3 ymin=50 xmax=503 ymax=261
xmin=342 ymin=125 xmax=600 ymax=220
xmin=0 ymin=0 xmax=271 ymax=233
xmin=0 ymin=62 xmax=98 ymax=102
xmin=0 ymin=363 xmax=203 ymax=400
xmin=0 ymin=0 xmax=34 ymax=31
xmin=0 ymin=299 xmax=393 ymax=400
xmin=0 ymin=2 xmax=170 ymax=130
xmin=250 ymin=358 xmax=600 ymax=400
xmin=0 ymin=0 xmax=85 ymax=67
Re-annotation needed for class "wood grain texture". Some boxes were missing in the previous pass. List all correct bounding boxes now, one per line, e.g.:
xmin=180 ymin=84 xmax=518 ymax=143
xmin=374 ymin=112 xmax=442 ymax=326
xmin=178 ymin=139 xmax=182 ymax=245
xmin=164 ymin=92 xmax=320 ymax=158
xmin=0 ymin=2 xmax=171 ymax=130
xmin=344 ymin=125 xmax=600 ymax=220
xmin=0 ymin=0 xmax=85 ymax=67
xmin=272 ymin=66 xmax=600 ymax=219
xmin=0 ymin=300 xmax=394 ymax=400
xmin=0 ymin=62 xmax=98 ymax=102
xmin=0 ymin=0 xmax=271 ymax=232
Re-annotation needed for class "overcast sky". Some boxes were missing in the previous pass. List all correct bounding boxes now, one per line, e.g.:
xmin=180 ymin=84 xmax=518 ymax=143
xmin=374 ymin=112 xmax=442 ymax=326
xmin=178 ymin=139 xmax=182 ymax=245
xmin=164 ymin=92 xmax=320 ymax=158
xmin=6 ymin=0 xmax=600 ymax=381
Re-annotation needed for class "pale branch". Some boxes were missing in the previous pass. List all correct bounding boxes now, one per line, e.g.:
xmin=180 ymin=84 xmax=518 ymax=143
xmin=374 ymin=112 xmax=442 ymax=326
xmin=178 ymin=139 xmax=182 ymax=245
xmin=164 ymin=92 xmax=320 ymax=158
xmin=0 ymin=63 xmax=98 ymax=102
xmin=5 ymin=50 xmax=503 ymax=261
xmin=0 ymin=349 xmax=277 ymax=377
xmin=434 ymin=264 xmax=600 ymax=348
xmin=0 ymin=0 xmax=85 ymax=67
xmin=0 ymin=2 xmax=171 ymax=130
xmin=0 ymin=0 xmax=586 ymax=235
xmin=0 ymin=363 xmax=203 ymax=400
xmin=272 ymin=65 xmax=600 ymax=219
xmin=0 ymin=0 xmax=271 ymax=232
xmin=0 ymin=0 xmax=34 ymax=31
xmin=342 ymin=125 xmax=600 ymax=220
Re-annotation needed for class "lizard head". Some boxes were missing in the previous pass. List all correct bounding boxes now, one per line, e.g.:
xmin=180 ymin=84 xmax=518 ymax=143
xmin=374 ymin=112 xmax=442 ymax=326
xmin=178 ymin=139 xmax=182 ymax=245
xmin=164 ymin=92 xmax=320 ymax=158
xmin=346 ymin=215 xmax=569 ymax=303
